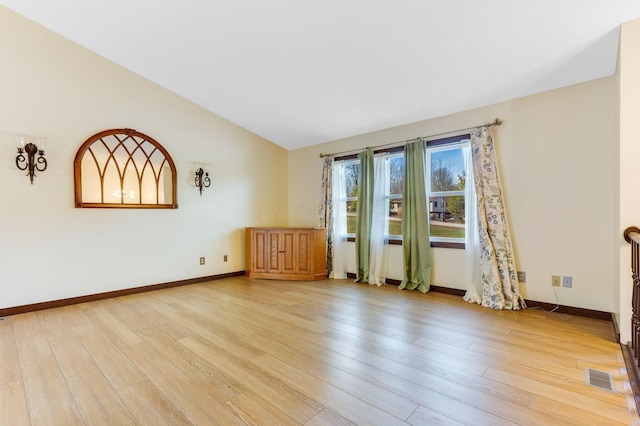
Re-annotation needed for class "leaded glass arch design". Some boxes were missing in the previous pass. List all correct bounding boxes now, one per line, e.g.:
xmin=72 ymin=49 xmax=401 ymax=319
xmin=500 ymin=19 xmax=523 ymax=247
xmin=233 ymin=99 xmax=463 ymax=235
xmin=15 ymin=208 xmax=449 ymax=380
xmin=74 ymin=128 xmax=178 ymax=208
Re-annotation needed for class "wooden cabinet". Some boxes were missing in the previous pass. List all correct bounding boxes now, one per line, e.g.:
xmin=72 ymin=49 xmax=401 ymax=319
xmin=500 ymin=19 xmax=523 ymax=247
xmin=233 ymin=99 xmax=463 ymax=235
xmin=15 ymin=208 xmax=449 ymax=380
xmin=245 ymin=227 xmax=327 ymax=281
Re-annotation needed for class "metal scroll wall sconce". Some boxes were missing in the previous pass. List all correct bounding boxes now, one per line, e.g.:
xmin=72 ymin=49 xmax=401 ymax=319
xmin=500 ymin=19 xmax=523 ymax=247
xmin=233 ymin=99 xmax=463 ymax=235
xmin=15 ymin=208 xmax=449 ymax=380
xmin=194 ymin=163 xmax=211 ymax=196
xmin=16 ymin=135 xmax=47 ymax=184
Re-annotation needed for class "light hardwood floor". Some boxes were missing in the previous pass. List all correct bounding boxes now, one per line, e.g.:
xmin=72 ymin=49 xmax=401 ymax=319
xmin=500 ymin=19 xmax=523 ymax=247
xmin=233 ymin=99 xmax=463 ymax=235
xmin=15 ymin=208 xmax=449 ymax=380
xmin=1 ymin=277 xmax=639 ymax=425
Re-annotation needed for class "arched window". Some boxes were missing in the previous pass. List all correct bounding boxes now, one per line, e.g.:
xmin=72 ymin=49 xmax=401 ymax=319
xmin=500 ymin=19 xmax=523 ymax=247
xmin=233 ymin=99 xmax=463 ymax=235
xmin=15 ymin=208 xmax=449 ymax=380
xmin=74 ymin=128 xmax=177 ymax=208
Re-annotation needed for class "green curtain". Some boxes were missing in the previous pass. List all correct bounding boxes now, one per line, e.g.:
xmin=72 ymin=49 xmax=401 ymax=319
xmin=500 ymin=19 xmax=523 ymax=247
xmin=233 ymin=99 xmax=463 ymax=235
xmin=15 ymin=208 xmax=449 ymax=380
xmin=354 ymin=149 xmax=374 ymax=282
xmin=399 ymin=140 xmax=431 ymax=293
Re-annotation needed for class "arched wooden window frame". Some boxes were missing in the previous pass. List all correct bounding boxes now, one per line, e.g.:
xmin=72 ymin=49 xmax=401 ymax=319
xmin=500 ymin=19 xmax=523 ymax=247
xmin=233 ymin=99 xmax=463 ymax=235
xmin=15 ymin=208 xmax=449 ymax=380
xmin=74 ymin=128 xmax=178 ymax=208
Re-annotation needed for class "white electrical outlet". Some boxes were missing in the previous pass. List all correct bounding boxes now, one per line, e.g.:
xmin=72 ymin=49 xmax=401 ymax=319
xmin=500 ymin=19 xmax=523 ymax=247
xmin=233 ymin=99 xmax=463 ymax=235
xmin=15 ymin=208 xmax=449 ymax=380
xmin=199 ymin=257 xmax=205 ymax=265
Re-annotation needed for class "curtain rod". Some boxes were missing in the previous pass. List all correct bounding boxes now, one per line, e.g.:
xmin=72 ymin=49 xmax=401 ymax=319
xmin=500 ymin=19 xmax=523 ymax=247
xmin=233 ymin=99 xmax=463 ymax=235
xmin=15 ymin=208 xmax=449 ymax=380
xmin=319 ymin=117 xmax=502 ymax=158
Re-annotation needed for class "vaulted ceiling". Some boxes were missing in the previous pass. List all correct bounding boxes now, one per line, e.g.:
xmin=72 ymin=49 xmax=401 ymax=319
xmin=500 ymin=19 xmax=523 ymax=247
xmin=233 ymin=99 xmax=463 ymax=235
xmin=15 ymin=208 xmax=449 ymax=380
xmin=1 ymin=1 xmax=639 ymax=150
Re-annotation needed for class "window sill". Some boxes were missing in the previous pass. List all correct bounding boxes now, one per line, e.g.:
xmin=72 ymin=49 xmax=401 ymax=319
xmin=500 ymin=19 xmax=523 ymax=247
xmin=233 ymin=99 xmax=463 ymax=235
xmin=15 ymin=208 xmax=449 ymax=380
xmin=430 ymin=241 xmax=465 ymax=249
xmin=344 ymin=236 xmax=464 ymax=249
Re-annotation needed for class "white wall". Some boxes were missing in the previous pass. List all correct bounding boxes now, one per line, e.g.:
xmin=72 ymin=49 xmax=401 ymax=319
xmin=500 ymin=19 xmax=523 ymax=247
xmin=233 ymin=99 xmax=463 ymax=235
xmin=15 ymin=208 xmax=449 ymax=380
xmin=0 ymin=7 xmax=288 ymax=309
xmin=289 ymin=77 xmax=617 ymax=313
xmin=618 ymin=18 xmax=640 ymax=344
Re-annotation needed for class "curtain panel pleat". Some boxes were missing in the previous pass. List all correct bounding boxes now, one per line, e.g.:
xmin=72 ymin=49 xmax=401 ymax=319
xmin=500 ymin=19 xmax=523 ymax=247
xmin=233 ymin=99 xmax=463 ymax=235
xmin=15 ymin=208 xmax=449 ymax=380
xmin=368 ymin=155 xmax=390 ymax=286
xmin=462 ymin=144 xmax=482 ymax=304
xmin=399 ymin=140 xmax=431 ymax=293
xmin=355 ymin=149 xmax=374 ymax=282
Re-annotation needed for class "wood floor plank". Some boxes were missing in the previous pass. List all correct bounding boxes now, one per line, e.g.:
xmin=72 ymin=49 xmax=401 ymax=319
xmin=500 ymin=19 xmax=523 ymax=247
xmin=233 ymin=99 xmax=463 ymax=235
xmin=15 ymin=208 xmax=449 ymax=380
xmin=38 ymin=316 xmax=96 ymax=379
xmin=121 ymin=341 xmax=245 ymax=425
xmin=248 ymin=331 xmax=420 ymax=420
xmin=254 ymin=352 xmax=411 ymax=425
xmin=180 ymin=334 xmax=324 ymax=423
xmin=305 ymin=408 xmax=358 ymax=426
xmin=325 ymin=327 xmax=488 ymax=377
xmin=0 ymin=321 xmax=20 ymax=385
xmin=508 ymin=327 xmax=618 ymax=356
xmin=55 ymin=304 xmax=93 ymax=329
xmin=406 ymin=405 xmax=466 ymax=426
xmin=484 ymin=366 xmax=631 ymax=424
xmin=122 ymin=314 xmax=248 ymax=403
xmin=66 ymin=369 xmax=136 ymax=425
xmin=20 ymin=354 xmax=83 ymax=425
xmin=346 ymin=350 xmax=563 ymax=425
xmin=79 ymin=304 xmax=144 ymax=348
xmin=71 ymin=324 xmax=146 ymax=390
xmin=117 ymin=380 xmax=194 ymax=425
xmin=497 ymin=358 xmax=625 ymax=406
xmin=314 ymin=346 xmax=535 ymax=413
xmin=168 ymin=306 xmax=266 ymax=361
xmin=202 ymin=284 xmax=330 ymax=334
xmin=413 ymin=334 xmax=596 ymax=384
xmin=225 ymin=390 xmax=300 ymax=426
xmin=97 ymin=300 xmax=250 ymax=405
xmin=11 ymin=312 xmax=51 ymax=360
xmin=529 ymin=394 xmax=630 ymax=426
xmin=102 ymin=296 xmax=194 ymax=342
xmin=0 ymin=380 xmax=29 ymax=426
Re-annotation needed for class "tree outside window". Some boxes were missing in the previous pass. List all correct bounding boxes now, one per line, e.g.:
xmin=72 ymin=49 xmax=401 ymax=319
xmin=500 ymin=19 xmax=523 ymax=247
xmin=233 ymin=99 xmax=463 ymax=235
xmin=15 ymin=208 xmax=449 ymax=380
xmin=343 ymin=161 xmax=359 ymax=234
xmin=429 ymin=148 xmax=465 ymax=240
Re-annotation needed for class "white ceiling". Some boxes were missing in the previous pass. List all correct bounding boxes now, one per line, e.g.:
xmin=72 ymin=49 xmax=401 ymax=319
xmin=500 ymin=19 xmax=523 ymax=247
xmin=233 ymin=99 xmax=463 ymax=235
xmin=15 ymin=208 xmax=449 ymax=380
xmin=1 ymin=1 xmax=639 ymax=150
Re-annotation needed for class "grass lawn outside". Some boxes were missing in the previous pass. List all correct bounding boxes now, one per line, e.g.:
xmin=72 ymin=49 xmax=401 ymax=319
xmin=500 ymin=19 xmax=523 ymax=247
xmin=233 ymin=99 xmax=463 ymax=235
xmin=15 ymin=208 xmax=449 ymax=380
xmin=346 ymin=216 xmax=464 ymax=239
xmin=430 ymin=223 xmax=464 ymax=239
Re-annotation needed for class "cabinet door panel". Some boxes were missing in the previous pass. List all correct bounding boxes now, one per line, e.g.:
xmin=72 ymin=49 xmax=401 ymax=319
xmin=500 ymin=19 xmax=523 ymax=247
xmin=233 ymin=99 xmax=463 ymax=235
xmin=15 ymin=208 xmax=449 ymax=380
xmin=253 ymin=229 xmax=269 ymax=273
xmin=296 ymin=230 xmax=312 ymax=275
xmin=281 ymin=230 xmax=296 ymax=274
xmin=267 ymin=231 xmax=281 ymax=273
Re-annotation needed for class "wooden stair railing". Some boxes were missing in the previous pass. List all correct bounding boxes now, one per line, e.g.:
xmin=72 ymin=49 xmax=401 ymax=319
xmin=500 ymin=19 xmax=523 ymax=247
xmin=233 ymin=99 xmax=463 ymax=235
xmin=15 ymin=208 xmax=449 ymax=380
xmin=623 ymin=226 xmax=640 ymax=414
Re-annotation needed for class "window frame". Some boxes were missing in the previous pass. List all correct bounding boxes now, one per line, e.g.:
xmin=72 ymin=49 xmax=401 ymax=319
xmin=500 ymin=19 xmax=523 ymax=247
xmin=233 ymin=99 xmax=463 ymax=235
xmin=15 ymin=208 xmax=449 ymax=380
xmin=383 ymin=151 xmax=404 ymax=242
xmin=426 ymin=141 xmax=469 ymax=247
xmin=425 ymin=134 xmax=470 ymax=248
xmin=334 ymin=156 xmax=360 ymax=238
xmin=333 ymin=133 xmax=470 ymax=249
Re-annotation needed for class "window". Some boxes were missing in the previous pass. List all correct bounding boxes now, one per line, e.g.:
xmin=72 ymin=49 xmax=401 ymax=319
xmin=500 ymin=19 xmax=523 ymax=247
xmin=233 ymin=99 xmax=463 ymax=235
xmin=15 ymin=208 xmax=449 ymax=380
xmin=427 ymin=144 xmax=467 ymax=241
xmin=387 ymin=153 xmax=404 ymax=238
xmin=335 ymin=159 xmax=359 ymax=235
xmin=333 ymin=134 xmax=469 ymax=247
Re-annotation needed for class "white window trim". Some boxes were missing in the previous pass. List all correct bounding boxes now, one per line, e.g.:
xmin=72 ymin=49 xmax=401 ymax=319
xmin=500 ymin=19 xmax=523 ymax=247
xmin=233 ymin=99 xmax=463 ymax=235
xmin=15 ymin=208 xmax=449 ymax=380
xmin=336 ymin=159 xmax=359 ymax=238
xmin=426 ymin=141 xmax=470 ymax=244
xmin=382 ymin=152 xmax=403 ymax=241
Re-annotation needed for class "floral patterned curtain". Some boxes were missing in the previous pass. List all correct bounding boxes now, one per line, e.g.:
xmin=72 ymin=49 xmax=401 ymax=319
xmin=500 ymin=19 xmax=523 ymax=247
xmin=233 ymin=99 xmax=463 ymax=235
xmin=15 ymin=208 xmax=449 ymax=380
xmin=319 ymin=155 xmax=334 ymax=276
xmin=467 ymin=127 xmax=525 ymax=310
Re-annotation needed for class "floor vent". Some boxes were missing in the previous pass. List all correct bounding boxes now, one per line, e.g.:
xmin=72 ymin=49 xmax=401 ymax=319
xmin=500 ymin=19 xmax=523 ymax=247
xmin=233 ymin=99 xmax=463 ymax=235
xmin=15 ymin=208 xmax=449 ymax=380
xmin=584 ymin=368 xmax=615 ymax=392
